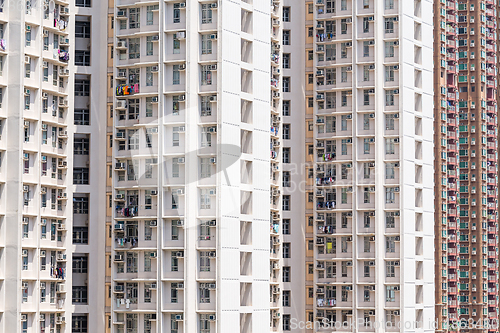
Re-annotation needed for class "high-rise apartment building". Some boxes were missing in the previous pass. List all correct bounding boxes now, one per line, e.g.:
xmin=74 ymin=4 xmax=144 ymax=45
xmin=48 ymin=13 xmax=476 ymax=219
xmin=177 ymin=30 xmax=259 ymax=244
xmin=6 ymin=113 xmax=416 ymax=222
xmin=281 ymin=0 xmax=436 ymax=331
xmin=108 ymin=0 xmax=283 ymax=333
xmin=0 ymin=0 xmax=107 ymax=332
xmin=434 ymin=0 xmax=499 ymax=331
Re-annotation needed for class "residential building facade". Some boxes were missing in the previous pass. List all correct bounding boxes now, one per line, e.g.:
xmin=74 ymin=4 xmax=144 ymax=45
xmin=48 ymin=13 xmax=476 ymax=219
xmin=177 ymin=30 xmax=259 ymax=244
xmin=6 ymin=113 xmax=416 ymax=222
xmin=109 ymin=0 xmax=283 ymax=332
xmin=434 ymin=0 xmax=499 ymax=331
xmin=0 ymin=0 xmax=107 ymax=332
xmin=284 ymin=0 xmax=436 ymax=331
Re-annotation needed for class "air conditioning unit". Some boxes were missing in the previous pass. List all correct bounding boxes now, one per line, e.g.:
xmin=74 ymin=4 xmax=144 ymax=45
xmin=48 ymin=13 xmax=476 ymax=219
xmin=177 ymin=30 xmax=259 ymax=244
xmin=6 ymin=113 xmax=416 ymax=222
xmin=43 ymin=61 xmax=48 ymax=68
xmin=176 ymin=32 xmax=186 ymax=39
xmin=394 ymin=261 xmax=400 ymax=266
xmin=41 ymin=219 xmax=46 ymax=225
xmin=116 ymin=100 xmax=127 ymax=109
xmin=115 ymin=194 xmax=124 ymax=200
xmin=209 ymin=251 xmax=216 ymax=258
xmin=209 ymin=220 xmax=216 ymax=226
xmin=22 ymin=249 xmax=28 ymax=257
xmin=116 ymin=41 xmax=127 ymax=48
xmin=23 ymin=185 xmax=29 ymax=192
xmin=41 ymin=187 xmax=47 ymax=194
xmin=177 ymin=157 xmax=185 ymax=164
xmin=179 ymin=94 xmax=186 ymax=101
xmin=150 ymin=251 xmax=157 ymax=258
xmin=23 ymin=217 xmax=29 ymax=224
xmin=175 ymin=251 xmax=184 ymax=258
xmin=63 ymin=7 xmax=69 ymax=14
xmin=368 ymin=310 xmax=375 ymax=315
xmin=175 ymin=220 xmax=184 ymax=226
xmin=150 ymin=190 xmax=158 ymax=196
xmin=57 ymin=253 xmax=66 ymax=261
xmin=395 ymin=236 xmax=401 ymax=241
xmin=209 ymin=95 xmax=217 ymax=102
xmin=21 ymin=314 xmax=27 ymax=321
xmin=114 ymin=254 xmax=123 ymax=261
xmin=394 ymin=113 xmax=399 ymax=119
xmin=115 ymin=285 xmax=124 ymax=292
xmin=24 ymin=89 xmax=30 ymax=96
xmin=346 ymin=236 xmax=353 ymax=241
xmin=210 ymin=64 xmax=217 ymax=70
xmin=150 ymin=283 xmax=157 ymax=289
xmin=208 ymin=283 xmax=216 ymax=289
xmin=346 ymin=114 xmax=352 ymax=119
xmin=211 ymin=2 xmax=218 ymax=8
xmin=40 ymin=313 xmax=46 ymax=321
xmin=150 ymin=220 xmax=158 ymax=227
xmin=177 ymin=283 xmax=184 ymax=289
xmin=208 ymin=126 xmax=217 ymax=133
xmin=209 ymin=315 xmax=216 ymax=321
xmin=22 ymin=282 xmax=29 ymax=289
xmin=346 ymin=261 xmax=353 ymax=266
xmin=42 ymin=92 xmax=48 ymax=99
xmin=179 ymin=2 xmax=186 ymax=7
xmin=152 ymin=35 xmax=159 ymax=41
xmin=179 ymin=63 xmax=186 ymax=71
xmin=117 ymin=71 xmax=126 ymax=78
xmin=40 ymin=250 xmax=46 ymax=257
xmin=114 ymin=223 xmax=124 ymax=230
xmin=117 ymin=10 xmax=127 ymax=18
xmin=346 ymin=66 xmax=352 ymax=71
xmin=176 ymin=188 xmax=184 ymax=195
xmin=115 ymin=162 xmax=126 ymax=169
xmin=210 ymin=33 xmax=218 ymax=40
xmin=209 ymin=189 xmax=216 ymax=195
xmin=394 ymin=286 xmax=400 ymax=291
xmin=369 ymin=236 xmax=375 ymax=241
xmin=175 ymin=314 xmax=184 ymax=321
xmin=210 ymin=157 xmax=217 ymax=164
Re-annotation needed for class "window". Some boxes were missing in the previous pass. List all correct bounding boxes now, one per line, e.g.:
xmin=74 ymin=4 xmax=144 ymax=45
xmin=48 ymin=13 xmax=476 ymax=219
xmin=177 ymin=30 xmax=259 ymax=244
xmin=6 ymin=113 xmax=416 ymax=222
xmin=200 ymin=314 xmax=211 ymax=333
xmin=75 ymin=50 xmax=90 ymax=66
xmin=283 ymin=148 xmax=290 ymax=163
xmin=385 ymin=66 xmax=395 ymax=82
xmin=199 ymin=251 xmax=211 ymax=272
xmin=283 ymin=172 xmax=290 ymax=187
xmin=128 ymin=38 xmax=140 ymax=59
xmin=385 ymin=0 xmax=394 ymax=9
xmin=75 ymin=80 xmax=90 ymax=96
xmin=283 ymin=195 xmax=290 ymax=211
xmin=283 ymin=53 xmax=290 ymax=68
xmin=386 ymin=236 xmax=396 ymax=253
xmin=283 ymin=314 xmax=291 ymax=331
xmin=146 ymin=36 xmax=154 ymax=56
xmin=386 ymin=212 xmax=395 ymax=228
xmin=199 ymin=285 xmax=210 ymax=303
xmin=385 ymin=114 xmax=395 ymax=130
xmin=363 ymin=17 xmax=370 ymax=33
xmin=72 ymin=286 xmax=88 ymax=304
xmin=200 ymin=158 xmax=211 ymax=178
xmin=173 ymin=7 xmax=180 ymax=23
xmin=283 ymin=100 xmax=290 ymax=116
xmin=74 ymin=138 xmax=89 ymax=155
xmin=146 ymin=5 xmax=158 ymax=25
xmin=146 ymin=67 xmax=153 ymax=86
xmin=283 ymin=266 xmax=291 ymax=282
xmin=201 ymin=34 xmax=212 ymax=54
xmin=385 ymin=90 xmax=394 ymax=106
xmin=172 ymin=131 xmax=180 ymax=147
xmin=386 ymin=188 xmax=396 ymax=203
xmin=283 ymin=219 xmax=290 ymax=234
xmin=386 ymin=163 xmax=395 ymax=179
xmin=386 ymin=286 xmax=396 ymax=302
xmin=75 ymin=21 xmax=91 ymax=38
xmin=129 ymin=8 xmax=140 ymax=29
xmin=146 ymin=97 xmax=153 ymax=117
xmin=73 ymin=197 xmax=89 ymax=214
xmin=385 ymin=138 xmax=395 ymax=154
xmin=386 ymin=261 xmax=396 ymax=277
xmin=76 ymin=0 xmax=91 ymax=7
xmin=283 ymin=77 xmax=290 ymax=92
xmin=283 ymin=7 xmax=290 ymax=21
xmin=201 ymin=96 xmax=211 ymax=116
xmin=128 ymin=129 xmax=139 ymax=149
xmin=385 ymin=41 xmax=395 ymax=58
xmin=364 ymin=261 xmax=370 ymax=277
xmin=72 ymin=316 xmax=88 ymax=333
xmin=73 ymin=168 xmax=89 ymax=185
xmin=173 ymin=36 xmax=180 ymax=54
xmin=283 ymin=30 xmax=290 ymax=45
xmin=172 ymin=159 xmax=180 ymax=178
xmin=73 ymin=256 xmax=88 ymax=273
xmin=74 ymin=109 xmax=90 ymax=125
xmin=73 ymin=227 xmax=88 ymax=244
xmin=201 ymin=4 xmax=212 ymax=24
xmin=201 ymin=65 xmax=212 ymax=85
xmin=384 ymin=18 xmax=395 ymax=33
xmin=283 ymin=124 xmax=290 ymax=140
xmin=200 ymin=189 xmax=211 ymax=209
xmin=283 ymin=243 xmax=290 ymax=258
